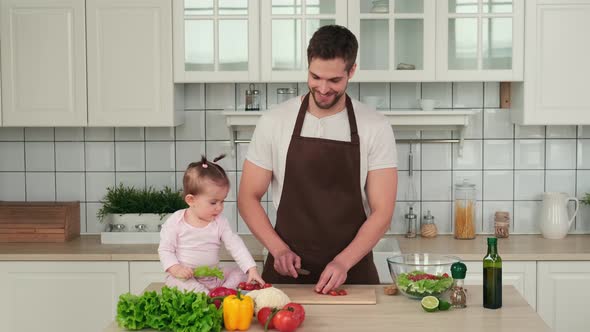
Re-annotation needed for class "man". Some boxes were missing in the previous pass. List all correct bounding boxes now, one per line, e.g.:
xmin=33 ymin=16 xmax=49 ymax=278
xmin=238 ymin=25 xmax=398 ymax=293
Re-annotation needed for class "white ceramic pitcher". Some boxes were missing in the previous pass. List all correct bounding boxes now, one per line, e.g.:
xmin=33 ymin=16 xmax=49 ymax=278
xmin=540 ymin=192 xmax=579 ymax=239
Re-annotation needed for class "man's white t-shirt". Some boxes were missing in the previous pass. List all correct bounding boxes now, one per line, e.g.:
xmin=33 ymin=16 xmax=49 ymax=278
xmin=246 ymin=96 xmax=398 ymax=217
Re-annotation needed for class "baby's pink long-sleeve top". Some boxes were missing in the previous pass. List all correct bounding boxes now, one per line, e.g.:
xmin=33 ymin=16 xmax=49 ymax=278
xmin=158 ymin=209 xmax=256 ymax=273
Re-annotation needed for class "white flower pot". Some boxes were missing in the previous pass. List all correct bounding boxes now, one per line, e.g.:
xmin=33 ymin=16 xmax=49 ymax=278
xmin=109 ymin=213 xmax=171 ymax=232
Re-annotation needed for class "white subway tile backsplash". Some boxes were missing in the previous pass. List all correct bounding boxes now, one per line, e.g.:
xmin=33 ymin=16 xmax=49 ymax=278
xmin=546 ymin=126 xmax=576 ymax=138
xmin=453 ymin=83 xmax=483 ymax=108
xmin=145 ymin=127 xmax=175 ymax=141
xmin=86 ymin=172 xmax=115 ymax=202
xmin=206 ymin=83 xmax=236 ymax=109
xmin=115 ymin=142 xmax=145 ymax=172
xmin=85 ymin=128 xmax=114 ymax=141
xmin=25 ymin=142 xmax=55 ymax=172
xmin=515 ymin=140 xmax=545 ymax=169
xmin=0 ymin=173 xmax=25 ymax=200
xmin=359 ymin=83 xmax=390 ymax=109
xmin=515 ymin=125 xmax=545 ymax=139
xmin=146 ymin=142 xmax=175 ymax=171
xmin=423 ymin=201 xmax=453 ymax=234
xmin=146 ymin=172 xmax=176 ymax=190
xmin=483 ymin=140 xmax=513 ymax=169
xmin=577 ymin=139 xmax=590 ymax=169
xmin=421 ymin=171 xmax=452 ymax=201
xmin=2 ymin=81 xmax=590 ymax=235
xmin=546 ymin=139 xmax=576 ymax=169
xmin=398 ymin=171 xmax=421 ymax=202
xmin=546 ymin=170 xmax=576 ymax=197
xmin=452 ymin=171 xmax=483 ymax=200
xmin=0 ymin=128 xmax=24 ymax=141
xmin=0 ymin=142 xmax=25 ymax=171
xmin=396 ymin=143 xmax=422 ymax=171
xmin=115 ymin=128 xmax=145 ymax=141
xmin=205 ymin=110 xmax=232 ymax=140
xmin=25 ymin=128 xmax=54 ymax=141
xmin=115 ymin=172 xmax=146 ymax=190
xmin=175 ymin=111 xmax=206 ymax=140
xmin=85 ymin=142 xmax=115 ymax=172
xmin=514 ymin=170 xmax=544 ymax=200
xmin=422 ymin=83 xmax=452 ymax=108
xmin=56 ymin=172 xmax=85 ymax=201
xmin=453 ymin=140 xmax=482 ymax=170
xmin=461 ymin=109 xmax=483 ymax=139
xmin=55 ymin=142 xmax=85 ymax=171
xmin=184 ymin=83 xmax=205 ymax=109
xmin=206 ymin=141 xmax=236 ymax=171
xmin=26 ymin=172 xmax=55 ymax=201
xmin=483 ymin=170 xmax=513 ymax=201
xmin=422 ymin=143 xmax=451 ymax=170
xmin=484 ymin=109 xmax=513 ymax=139
xmin=482 ymin=201 xmax=513 ymax=233
xmin=514 ymin=201 xmax=543 ymax=233
xmin=484 ymin=82 xmax=500 ymax=108
xmin=390 ymin=83 xmax=420 ymax=109
xmin=175 ymin=141 xmax=206 ymax=171
xmin=55 ymin=128 xmax=84 ymax=141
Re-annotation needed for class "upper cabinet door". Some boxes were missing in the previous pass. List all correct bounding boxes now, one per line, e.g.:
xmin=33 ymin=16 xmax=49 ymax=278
xmin=436 ymin=0 xmax=524 ymax=81
xmin=260 ymin=0 xmax=347 ymax=82
xmin=348 ymin=0 xmax=436 ymax=82
xmin=0 ymin=0 xmax=87 ymax=126
xmin=87 ymin=0 xmax=181 ymax=127
xmin=174 ymin=0 xmax=260 ymax=82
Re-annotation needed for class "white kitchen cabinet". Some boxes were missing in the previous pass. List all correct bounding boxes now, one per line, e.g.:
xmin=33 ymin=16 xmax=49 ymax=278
xmin=435 ymin=0 xmax=524 ymax=81
xmin=0 ymin=0 xmax=87 ymax=126
xmin=129 ymin=261 xmax=264 ymax=295
xmin=0 ymin=261 xmax=129 ymax=332
xmin=512 ymin=0 xmax=590 ymax=125
xmin=86 ymin=0 xmax=183 ymax=127
xmin=462 ymin=260 xmax=536 ymax=309
xmin=260 ymin=0 xmax=347 ymax=82
xmin=537 ymin=261 xmax=590 ymax=332
xmin=348 ymin=0 xmax=436 ymax=82
xmin=174 ymin=0 xmax=260 ymax=83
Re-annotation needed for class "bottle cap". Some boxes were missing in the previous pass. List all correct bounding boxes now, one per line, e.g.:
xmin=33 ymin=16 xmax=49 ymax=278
xmin=451 ymin=261 xmax=467 ymax=279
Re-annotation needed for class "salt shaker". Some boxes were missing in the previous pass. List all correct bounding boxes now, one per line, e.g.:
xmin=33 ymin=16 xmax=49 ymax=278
xmin=245 ymin=83 xmax=260 ymax=111
xmin=404 ymin=206 xmax=417 ymax=238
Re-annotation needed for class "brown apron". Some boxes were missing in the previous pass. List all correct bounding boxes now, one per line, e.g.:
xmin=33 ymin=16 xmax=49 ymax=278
xmin=262 ymin=93 xmax=379 ymax=284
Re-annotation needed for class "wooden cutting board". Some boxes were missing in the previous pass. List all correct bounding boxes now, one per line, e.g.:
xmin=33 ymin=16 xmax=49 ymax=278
xmin=280 ymin=286 xmax=376 ymax=305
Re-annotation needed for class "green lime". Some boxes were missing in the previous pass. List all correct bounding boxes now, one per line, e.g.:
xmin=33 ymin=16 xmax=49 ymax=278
xmin=438 ymin=300 xmax=451 ymax=311
xmin=421 ymin=296 xmax=439 ymax=312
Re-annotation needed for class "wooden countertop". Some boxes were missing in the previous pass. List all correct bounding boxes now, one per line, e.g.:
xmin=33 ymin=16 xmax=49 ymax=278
xmin=104 ymin=283 xmax=551 ymax=332
xmin=0 ymin=234 xmax=589 ymax=261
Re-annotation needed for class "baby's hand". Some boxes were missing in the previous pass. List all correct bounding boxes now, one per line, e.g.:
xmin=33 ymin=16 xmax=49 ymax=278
xmin=247 ymin=266 xmax=265 ymax=286
xmin=168 ymin=264 xmax=194 ymax=280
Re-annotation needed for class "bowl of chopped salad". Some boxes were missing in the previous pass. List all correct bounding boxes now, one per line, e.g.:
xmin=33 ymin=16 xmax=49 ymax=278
xmin=387 ymin=254 xmax=460 ymax=299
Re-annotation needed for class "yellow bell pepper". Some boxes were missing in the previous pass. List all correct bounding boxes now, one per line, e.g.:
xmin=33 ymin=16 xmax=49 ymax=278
xmin=222 ymin=292 xmax=254 ymax=331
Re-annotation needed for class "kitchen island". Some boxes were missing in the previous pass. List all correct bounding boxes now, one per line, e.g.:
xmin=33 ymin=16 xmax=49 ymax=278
xmin=105 ymin=283 xmax=550 ymax=332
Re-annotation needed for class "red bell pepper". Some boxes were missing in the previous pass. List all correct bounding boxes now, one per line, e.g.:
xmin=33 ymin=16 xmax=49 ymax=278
xmin=208 ymin=286 xmax=237 ymax=308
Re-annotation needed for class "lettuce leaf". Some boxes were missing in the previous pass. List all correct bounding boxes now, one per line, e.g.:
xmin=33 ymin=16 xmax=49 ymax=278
xmin=396 ymin=271 xmax=454 ymax=297
xmin=116 ymin=286 xmax=223 ymax=332
xmin=193 ymin=266 xmax=225 ymax=280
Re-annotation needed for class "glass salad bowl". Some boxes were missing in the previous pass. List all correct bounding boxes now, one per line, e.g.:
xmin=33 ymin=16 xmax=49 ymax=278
xmin=387 ymin=253 xmax=460 ymax=299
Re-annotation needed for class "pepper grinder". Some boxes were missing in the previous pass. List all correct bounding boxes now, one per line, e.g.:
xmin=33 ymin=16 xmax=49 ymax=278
xmin=404 ymin=206 xmax=417 ymax=238
xmin=450 ymin=261 xmax=468 ymax=308
xmin=245 ymin=83 xmax=260 ymax=111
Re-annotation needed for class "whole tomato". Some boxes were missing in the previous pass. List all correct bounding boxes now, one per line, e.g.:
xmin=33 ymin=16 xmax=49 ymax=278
xmin=257 ymin=307 xmax=275 ymax=329
xmin=283 ymin=303 xmax=305 ymax=324
xmin=272 ymin=310 xmax=300 ymax=332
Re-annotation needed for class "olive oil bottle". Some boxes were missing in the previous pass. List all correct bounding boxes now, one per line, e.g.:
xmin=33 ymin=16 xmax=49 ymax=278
xmin=483 ymin=237 xmax=502 ymax=309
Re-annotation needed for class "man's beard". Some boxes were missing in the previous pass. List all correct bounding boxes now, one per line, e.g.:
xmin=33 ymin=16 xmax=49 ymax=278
xmin=310 ymin=88 xmax=345 ymax=110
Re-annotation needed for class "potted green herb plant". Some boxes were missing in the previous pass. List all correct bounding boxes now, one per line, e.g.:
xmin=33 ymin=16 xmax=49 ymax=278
xmin=98 ymin=184 xmax=187 ymax=233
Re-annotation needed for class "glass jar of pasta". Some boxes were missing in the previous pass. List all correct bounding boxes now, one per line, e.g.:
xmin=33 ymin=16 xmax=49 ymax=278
xmin=454 ymin=180 xmax=477 ymax=240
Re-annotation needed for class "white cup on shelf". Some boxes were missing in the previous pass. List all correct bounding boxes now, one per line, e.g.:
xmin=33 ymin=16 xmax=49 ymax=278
xmin=418 ymin=99 xmax=437 ymax=111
